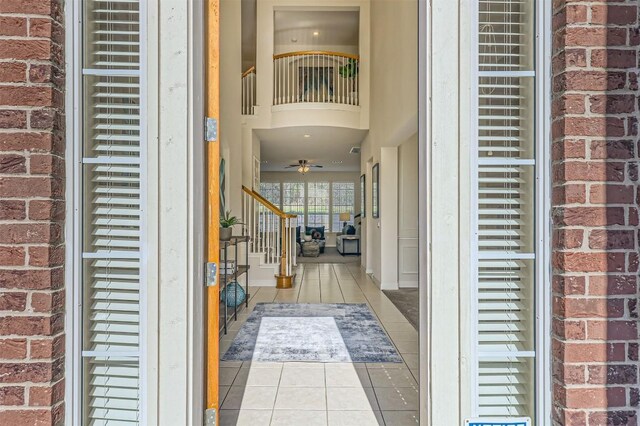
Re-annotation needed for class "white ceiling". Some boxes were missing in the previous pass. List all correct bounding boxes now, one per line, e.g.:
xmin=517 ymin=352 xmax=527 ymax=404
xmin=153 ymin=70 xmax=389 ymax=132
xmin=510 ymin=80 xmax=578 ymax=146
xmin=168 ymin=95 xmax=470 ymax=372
xmin=274 ymin=11 xmax=360 ymax=49
xmin=257 ymin=126 xmax=367 ymax=172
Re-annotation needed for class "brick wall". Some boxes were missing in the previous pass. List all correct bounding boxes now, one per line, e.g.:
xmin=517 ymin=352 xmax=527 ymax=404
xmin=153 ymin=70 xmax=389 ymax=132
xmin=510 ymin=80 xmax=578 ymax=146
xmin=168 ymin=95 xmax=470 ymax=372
xmin=0 ymin=0 xmax=65 ymax=424
xmin=552 ymin=0 xmax=640 ymax=425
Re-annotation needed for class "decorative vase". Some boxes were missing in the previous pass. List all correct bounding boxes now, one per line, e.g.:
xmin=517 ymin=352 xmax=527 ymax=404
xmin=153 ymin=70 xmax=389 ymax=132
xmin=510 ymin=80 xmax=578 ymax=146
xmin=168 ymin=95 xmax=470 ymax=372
xmin=220 ymin=227 xmax=232 ymax=241
xmin=221 ymin=282 xmax=246 ymax=307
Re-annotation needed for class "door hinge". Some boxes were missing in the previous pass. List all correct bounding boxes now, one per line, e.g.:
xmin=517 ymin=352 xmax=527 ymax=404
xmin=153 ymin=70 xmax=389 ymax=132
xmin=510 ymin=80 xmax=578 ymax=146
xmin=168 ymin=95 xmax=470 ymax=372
xmin=204 ymin=408 xmax=216 ymax=426
xmin=206 ymin=262 xmax=217 ymax=287
xmin=205 ymin=117 xmax=218 ymax=142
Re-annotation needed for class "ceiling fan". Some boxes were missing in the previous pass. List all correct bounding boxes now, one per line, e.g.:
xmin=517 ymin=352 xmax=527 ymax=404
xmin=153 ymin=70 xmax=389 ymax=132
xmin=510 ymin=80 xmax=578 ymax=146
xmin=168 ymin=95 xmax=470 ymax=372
xmin=285 ymin=160 xmax=323 ymax=174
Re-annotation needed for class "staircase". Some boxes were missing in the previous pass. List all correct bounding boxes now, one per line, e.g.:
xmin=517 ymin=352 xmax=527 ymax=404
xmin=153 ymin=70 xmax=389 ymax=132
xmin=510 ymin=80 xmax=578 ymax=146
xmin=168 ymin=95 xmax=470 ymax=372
xmin=242 ymin=186 xmax=297 ymax=288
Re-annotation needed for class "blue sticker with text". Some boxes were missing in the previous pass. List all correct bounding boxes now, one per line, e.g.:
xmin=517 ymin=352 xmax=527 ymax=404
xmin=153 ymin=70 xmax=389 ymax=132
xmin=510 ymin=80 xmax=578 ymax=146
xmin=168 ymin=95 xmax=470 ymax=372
xmin=465 ymin=419 xmax=531 ymax=426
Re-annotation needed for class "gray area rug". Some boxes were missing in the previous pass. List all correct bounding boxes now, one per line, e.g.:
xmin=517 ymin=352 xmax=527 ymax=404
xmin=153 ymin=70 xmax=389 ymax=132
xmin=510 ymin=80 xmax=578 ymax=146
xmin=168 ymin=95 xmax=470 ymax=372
xmin=383 ymin=289 xmax=419 ymax=330
xmin=297 ymin=247 xmax=361 ymax=264
xmin=222 ymin=303 xmax=402 ymax=363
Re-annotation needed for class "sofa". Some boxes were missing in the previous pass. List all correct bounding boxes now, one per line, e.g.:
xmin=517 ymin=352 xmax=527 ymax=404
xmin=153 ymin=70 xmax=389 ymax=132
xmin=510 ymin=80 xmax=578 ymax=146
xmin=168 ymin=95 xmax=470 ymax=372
xmin=298 ymin=225 xmax=326 ymax=254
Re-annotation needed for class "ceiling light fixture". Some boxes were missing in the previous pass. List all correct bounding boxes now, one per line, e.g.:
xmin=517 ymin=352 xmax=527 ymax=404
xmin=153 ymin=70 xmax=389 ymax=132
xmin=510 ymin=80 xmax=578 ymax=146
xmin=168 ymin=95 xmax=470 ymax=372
xmin=303 ymin=134 xmax=311 ymax=138
xmin=297 ymin=165 xmax=310 ymax=174
xmin=313 ymin=31 xmax=319 ymax=36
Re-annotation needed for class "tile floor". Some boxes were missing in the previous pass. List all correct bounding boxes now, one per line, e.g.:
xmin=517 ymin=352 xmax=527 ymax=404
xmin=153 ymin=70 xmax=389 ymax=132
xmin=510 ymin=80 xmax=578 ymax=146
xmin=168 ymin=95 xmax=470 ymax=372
xmin=219 ymin=263 xmax=420 ymax=426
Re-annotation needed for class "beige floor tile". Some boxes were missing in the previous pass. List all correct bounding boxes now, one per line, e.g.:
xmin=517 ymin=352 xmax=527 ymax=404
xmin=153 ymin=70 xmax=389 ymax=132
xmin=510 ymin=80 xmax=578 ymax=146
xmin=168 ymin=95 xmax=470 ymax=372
xmin=226 ymin=410 xmax=273 ymax=426
xmin=274 ymin=387 xmax=326 ymax=410
xmin=366 ymin=362 xmax=407 ymax=369
xmin=245 ymin=366 xmax=283 ymax=386
xmin=368 ymin=368 xmax=417 ymax=388
xmin=393 ymin=340 xmax=418 ymax=354
xmin=401 ymin=354 xmax=419 ymax=370
xmin=222 ymin=386 xmax=278 ymax=410
xmin=219 ymin=385 xmax=231 ymax=404
xmin=220 ymin=367 xmax=240 ymax=386
xmin=282 ymin=362 xmax=324 ymax=369
xmin=381 ymin=411 xmax=420 ymax=425
xmin=327 ymin=410 xmax=382 ymax=426
xmin=373 ymin=387 xmax=418 ymax=411
xmin=382 ymin=322 xmax=415 ymax=333
xmin=327 ymin=387 xmax=377 ymax=411
xmin=244 ymin=362 xmax=284 ymax=369
xmin=326 ymin=364 xmax=369 ymax=387
xmin=270 ymin=410 xmax=327 ymax=426
xmin=387 ymin=330 xmax=418 ymax=342
xmin=279 ymin=366 xmax=325 ymax=387
xmin=221 ymin=360 xmax=244 ymax=368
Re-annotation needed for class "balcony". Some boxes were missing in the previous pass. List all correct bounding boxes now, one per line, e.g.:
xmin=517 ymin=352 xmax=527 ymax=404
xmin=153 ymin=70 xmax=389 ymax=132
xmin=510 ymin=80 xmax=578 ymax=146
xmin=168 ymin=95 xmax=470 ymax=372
xmin=273 ymin=51 xmax=359 ymax=107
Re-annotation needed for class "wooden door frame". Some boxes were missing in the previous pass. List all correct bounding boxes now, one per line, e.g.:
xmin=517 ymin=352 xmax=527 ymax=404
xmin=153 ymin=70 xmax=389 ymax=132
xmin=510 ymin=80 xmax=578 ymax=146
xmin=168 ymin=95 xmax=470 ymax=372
xmin=206 ymin=0 xmax=221 ymax=422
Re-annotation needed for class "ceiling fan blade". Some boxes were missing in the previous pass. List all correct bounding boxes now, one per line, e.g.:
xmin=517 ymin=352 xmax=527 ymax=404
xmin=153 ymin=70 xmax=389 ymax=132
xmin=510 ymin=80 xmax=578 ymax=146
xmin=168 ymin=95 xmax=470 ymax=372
xmin=311 ymin=165 xmax=323 ymax=168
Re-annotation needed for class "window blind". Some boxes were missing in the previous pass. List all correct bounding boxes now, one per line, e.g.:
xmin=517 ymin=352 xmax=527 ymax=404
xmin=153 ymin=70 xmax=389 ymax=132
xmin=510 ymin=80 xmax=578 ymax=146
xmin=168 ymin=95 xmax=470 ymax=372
xmin=81 ymin=0 xmax=144 ymax=424
xmin=474 ymin=0 xmax=537 ymax=420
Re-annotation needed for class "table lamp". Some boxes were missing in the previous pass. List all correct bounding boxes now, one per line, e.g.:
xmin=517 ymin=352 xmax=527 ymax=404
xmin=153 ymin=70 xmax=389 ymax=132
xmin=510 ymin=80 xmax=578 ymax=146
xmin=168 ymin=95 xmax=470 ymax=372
xmin=339 ymin=213 xmax=351 ymax=230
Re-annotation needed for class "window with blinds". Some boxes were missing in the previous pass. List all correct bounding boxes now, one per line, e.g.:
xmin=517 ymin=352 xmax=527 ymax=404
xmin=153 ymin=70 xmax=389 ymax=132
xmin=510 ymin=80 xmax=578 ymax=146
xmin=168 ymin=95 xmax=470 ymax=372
xmin=473 ymin=0 xmax=538 ymax=421
xmin=79 ymin=0 xmax=145 ymax=424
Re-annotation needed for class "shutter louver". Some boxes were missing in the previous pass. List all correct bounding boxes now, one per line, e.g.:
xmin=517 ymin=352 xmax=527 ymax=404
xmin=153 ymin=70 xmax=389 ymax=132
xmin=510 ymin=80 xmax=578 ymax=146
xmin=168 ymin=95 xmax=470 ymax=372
xmin=474 ymin=0 xmax=536 ymax=420
xmin=82 ymin=1 xmax=144 ymax=424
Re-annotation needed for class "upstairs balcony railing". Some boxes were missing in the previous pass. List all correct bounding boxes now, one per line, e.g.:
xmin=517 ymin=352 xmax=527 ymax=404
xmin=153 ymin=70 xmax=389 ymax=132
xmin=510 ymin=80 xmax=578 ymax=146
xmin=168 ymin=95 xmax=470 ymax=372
xmin=273 ymin=51 xmax=359 ymax=107
xmin=241 ymin=66 xmax=256 ymax=115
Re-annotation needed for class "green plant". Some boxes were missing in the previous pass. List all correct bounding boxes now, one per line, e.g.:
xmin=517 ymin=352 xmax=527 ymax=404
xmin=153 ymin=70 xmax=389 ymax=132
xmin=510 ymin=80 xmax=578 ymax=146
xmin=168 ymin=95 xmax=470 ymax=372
xmin=339 ymin=58 xmax=359 ymax=79
xmin=220 ymin=211 xmax=242 ymax=228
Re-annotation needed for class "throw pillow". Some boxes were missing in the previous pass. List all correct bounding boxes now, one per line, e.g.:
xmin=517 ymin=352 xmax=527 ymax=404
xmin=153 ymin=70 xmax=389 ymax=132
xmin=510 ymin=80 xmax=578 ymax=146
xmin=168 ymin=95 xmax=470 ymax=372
xmin=312 ymin=230 xmax=322 ymax=240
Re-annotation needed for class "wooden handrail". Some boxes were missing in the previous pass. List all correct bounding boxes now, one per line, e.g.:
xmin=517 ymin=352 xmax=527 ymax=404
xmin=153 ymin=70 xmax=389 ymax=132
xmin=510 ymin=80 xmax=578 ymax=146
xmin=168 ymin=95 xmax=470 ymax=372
xmin=273 ymin=50 xmax=359 ymax=61
xmin=242 ymin=186 xmax=296 ymax=219
xmin=241 ymin=66 xmax=256 ymax=78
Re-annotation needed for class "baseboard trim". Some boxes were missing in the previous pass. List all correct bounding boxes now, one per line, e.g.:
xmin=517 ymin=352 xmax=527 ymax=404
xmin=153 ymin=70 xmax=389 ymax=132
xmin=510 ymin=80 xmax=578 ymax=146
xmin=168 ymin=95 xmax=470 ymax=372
xmin=399 ymin=281 xmax=419 ymax=288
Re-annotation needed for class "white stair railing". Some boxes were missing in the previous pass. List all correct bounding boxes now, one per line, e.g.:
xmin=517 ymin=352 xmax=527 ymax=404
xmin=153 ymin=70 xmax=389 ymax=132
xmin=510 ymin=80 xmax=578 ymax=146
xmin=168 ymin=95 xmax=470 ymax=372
xmin=241 ymin=66 xmax=256 ymax=115
xmin=242 ymin=186 xmax=297 ymax=288
xmin=273 ymin=51 xmax=359 ymax=106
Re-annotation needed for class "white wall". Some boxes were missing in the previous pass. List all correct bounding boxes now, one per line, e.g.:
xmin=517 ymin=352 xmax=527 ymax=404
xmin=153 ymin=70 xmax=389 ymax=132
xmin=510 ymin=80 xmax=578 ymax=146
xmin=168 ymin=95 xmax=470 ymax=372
xmin=360 ymin=0 xmax=418 ymax=287
xmin=398 ymin=133 xmax=419 ymax=287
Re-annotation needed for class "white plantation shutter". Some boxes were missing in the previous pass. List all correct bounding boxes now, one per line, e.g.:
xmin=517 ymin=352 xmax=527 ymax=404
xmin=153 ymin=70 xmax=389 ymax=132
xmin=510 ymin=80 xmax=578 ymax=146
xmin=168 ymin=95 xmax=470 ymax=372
xmin=80 ymin=0 xmax=145 ymax=424
xmin=473 ymin=0 xmax=537 ymax=420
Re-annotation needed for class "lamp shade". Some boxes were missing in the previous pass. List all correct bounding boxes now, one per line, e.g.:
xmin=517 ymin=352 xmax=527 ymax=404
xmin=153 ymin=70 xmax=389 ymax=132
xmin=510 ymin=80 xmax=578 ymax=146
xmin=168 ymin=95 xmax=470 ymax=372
xmin=339 ymin=213 xmax=351 ymax=222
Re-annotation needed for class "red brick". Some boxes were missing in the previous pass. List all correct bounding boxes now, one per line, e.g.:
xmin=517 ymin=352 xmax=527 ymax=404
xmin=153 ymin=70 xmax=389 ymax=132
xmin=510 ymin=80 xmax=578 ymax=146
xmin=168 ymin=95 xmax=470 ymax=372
xmin=0 ymin=316 xmax=58 ymax=337
xmin=0 ymin=17 xmax=27 ymax=36
xmin=552 ymin=184 xmax=586 ymax=204
xmin=552 ymin=139 xmax=586 ymax=160
xmin=0 ymin=339 xmax=26 ymax=359
xmin=0 ymin=62 xmax=26 ymax=83
xmin=31 ymin=290 xmax=64 ymax=313
xmin=0 ymin=40 xmax=51 ymax=61
xmin=588 ymin=411 xmax=639 ymax=426
xmin=560 ymin=162 xmax=625 ymax=182
xmin=591 ymin=49 xmax=637 ymax=69
xmin=29 ymin=245 xmax=64 ymax=268
xmin=0 ymin=362 xmax=53 ymax=384
xmin=0 ymin=0 xmax=53 ymax=14
xmin=0 ymin=177 xmax=56 ymax=198
xmin=0 ymin=111 xmax=27 ymax=130
xmin=590 ymin=139 xmax=635 ymax=159
xmin=587 ymin=320 xmax=638 ymax=341
xmin=591 ymin=5 xmax=638 ymax=26
xmin=0 ymin=292 xmax=26 ymax=312
xmin=564 ymin=117 xmax=626 ymax=137
xmin=0 ymin=268 xmax=62 ymax=290
xmin=565 ymin=387 xmax=626 ymax=409
xmin=0 ymin=200 xmax=25 ymax=220
xmin=0 ymin=246 xmax=25 ymax=266
xmin=553 ymin=275 xmax=586 ymax=296
xmin=0 ymin=87 xmax=53 ymax=108
xmin=30 ymin=336 xmax=64 ymax=360
xmin=0 ymin=386 xmax=24 ymax=405
xmin=0 ymin=132 xmax=53 ymax=152
xmin=30 ymin=154 xmax=63 ymax=175
xmin=554 ymin=251 xmax=626 ymax=273
xmin=0 ymin=409 xmax=53 ymax=426
xmin=564 ymin=27 xmax=627 ymax=47
xmin=589 ymin=183 xmax=635 ymax=204
xmin=0 ymin=154 xmax=26 ymax=173
xmin=589 ymin=275 xmax=638 ymax=296
xmin=561 ymin=298 xmax=625 ymax=319
xmin=0 ymin=223 xmax=61 ymax=244
xmin=554 ymin=229 xmax=584 ymax=249
xmin=29 ymin=380 xmax=64 ymax=406
xmin=588 ymin=229 xmax=635 ymax=250
xmin=555 ymin=207 xmax=625 ymax=227
xmin=28 ymin=200 xmax=64 ymax=221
